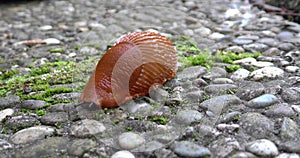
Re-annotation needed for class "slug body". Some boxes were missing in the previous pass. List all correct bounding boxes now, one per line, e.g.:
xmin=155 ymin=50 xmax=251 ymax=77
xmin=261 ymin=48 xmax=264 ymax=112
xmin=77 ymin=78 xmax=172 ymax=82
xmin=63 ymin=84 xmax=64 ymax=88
xmin=79 ymin=31 xmax=177 ymax=108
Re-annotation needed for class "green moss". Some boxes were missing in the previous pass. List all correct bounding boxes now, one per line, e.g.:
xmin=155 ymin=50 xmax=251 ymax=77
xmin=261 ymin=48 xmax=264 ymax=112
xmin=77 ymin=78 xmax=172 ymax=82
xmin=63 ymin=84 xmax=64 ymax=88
xmin=35 ymin=109 xmax=46 ymax=116
xmin=0 ymin=70 xmax=19 ymax=80
xmin=216 ymin=51 xmax=262 ymax=64
xmin=126 ymin=126 xmax=133 ymax=131
xmin=49 ymin=48 xmax=65 ymax=53
xmin=225 ymin=65 xmax=241 ymax=73
xmin=147 ymin=116 xmax=168 ymax=125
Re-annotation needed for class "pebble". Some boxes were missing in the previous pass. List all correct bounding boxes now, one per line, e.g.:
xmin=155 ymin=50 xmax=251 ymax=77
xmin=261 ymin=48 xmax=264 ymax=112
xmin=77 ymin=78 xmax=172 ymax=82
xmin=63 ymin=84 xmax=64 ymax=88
xmin=263 ymin=47 xmax=282 ymax=56
xmin=122 ymin=101 xmax=153 ymax=115
xmin=265 ymin=103 xmax=295 ymax=117
xmin=0 ymin=139 xmax=13 ymax=151
xmin=225 ymin=46 xmax=245 ymax=53
xmin=40 ymin=112 xmax=69 ymax=125
xmin=0 ymin=108 xmax=14 ymax=122
xmin=175 ymin=110 xmax=203 ymax=125
xmin=67 ymin=139 xmax=97 ymax=156
xmin=5 ymin=115 xmax=38 ymax=130
xmin=243 ymin=43 xmax=269 ymax=53
xmin=0 ymin=95 xmax=20 ymax=108
xmin=173 ymin=141 xmax=211 ymax=158
xmin=232 ymin=38 xmax=253 ymax=45
xmin=203 ymin=67 xmax=227 ymax=80
xmin=239 ymin=112 xmax=274 ymax=139
xmin=10 ymin=126 xmax=55 ymax=144
xmin=285 ymin=66 xmax=299 ymax=73
xmin=118 ymin=132 xmax=145 ymax=150
xmin=277 ymin=31 xmax=294 ymax=41
xmin=280 ymin=117 xmax=300 ymax=139
xmin=177 ymin=66 xmax=207 ymax=80
xmin=212 ymin=78 xmax=234 ymax=84
xmin=245 ymin=139 xmax=279 ymax=157
xmin=209 ymin=32 xmax=225 ymax=40
xmin=204 ymin=84 xmax=237 ymax=94
xmin=21 ymin=100 xmax=46 ymax=110
xmin=250 ymin=67 xmax=284 ymax=80
xmin=111 ymin=150 xmax=135 ymax=158
xmin=276 ymin=153 xmax=300 ymax=158
xmin=183 ymin=90 xmax=205 ymax=104
xmin=70 ymin=119 xmax=106 ymax=137
xmin=230 ymin=68 xmax=250 ymax=81
xmin=236 ymin=81 xmax=265 ymax=101
xmin=43 ymin=38 xmax=61 ymax=45
xmin=247 ymin=94 xmax=278 ymax=108
xmin=281 ymin=87 xmax=300 ymax=103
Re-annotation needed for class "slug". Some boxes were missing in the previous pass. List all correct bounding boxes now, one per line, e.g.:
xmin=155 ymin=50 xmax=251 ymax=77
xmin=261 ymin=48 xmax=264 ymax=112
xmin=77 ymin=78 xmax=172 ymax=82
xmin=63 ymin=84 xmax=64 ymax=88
xmin=79 ymin=31 xmax=178 ymax=108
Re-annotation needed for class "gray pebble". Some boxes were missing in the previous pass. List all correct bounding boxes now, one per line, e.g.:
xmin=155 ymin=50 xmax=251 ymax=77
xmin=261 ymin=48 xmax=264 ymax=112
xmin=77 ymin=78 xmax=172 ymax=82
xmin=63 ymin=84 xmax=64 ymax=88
xmin=175 ymin=110 xmax=203 ymax=125
xmin=280 ymin=117 xmax=300 ymax=139
xmin=173 ymin=141 xmax=211 ymax=158
xmin=118 ymin=132 xmax=145 ymax=150
xmin=111 ymin=150 xmax=135 ymax=158
xmin=243 ymin=43 xmax=269 ymax=53
xmin=277 ymin=31 xmax=294 ymax=41
xmin=281 ymin=87 xmax=300 ymax=104
xmin=204 ymin=84 xmax=237 ymax=95
xmin=245 ymin=139 xmax=278 ymax=157
xmin=10 ymin=126 xmax=55 ymax=144
xmin=21 ymin=100 xmax=46 ymax=110
xmin=70 ymin=119 xmax=106 ymax=138
xmin=250 ymin=67 xmax=284 ymax=80
xmin=40 ymin=112 xmax=68 ymax=125
xmin=177 ymin=66 xmax=207 ymax=80
xmin=0 ymin=108 xmax=14 ymax=122
xmin=0 ymin=95 xmax=20 ymax=108
xmin=230 ymin=68 xmax=250 ymax=81
xmin=236 ymin=81 xmax=265 ymax=101
xmin=239 ymin=112 xmax=274 ymax=139
xmin=247 ymin=94 xmax=278 ymax=108
xmin=265 ymin=103 xmax=295 ymax=117
xmin=67 ymin=139 xmax=97 ymax=156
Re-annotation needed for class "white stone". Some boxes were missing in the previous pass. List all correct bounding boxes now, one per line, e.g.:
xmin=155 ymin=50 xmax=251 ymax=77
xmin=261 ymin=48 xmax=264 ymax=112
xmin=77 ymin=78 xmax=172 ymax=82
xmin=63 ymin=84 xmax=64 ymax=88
xmin=0 ymin=109 xmax=14 ymax=122
xmin=276 ymin=153 xmax=300 ymax=158
xmin=39 ymin=25 xmax=53 ymax=31
xmin=230 ymin=68 xmax=250 ymax=81
xmin=285 ymin=66 xmax=299 ymax=73
xmin=68 ymin=52 xmax=77 ymax=57
xmin=217 ymin=123 xmax=240 ymax=131
xmin=233 ymin=57 xmax=256 ymax=65
xmin=118 ymin=132 xmax=145 ymax=150
xmin=246 ymin=139 xmax=279 ymax=157
xmin=111 ymin=150 xmax=135 ymax=158
xmin=10 ymin=126 xmax=55 ymax=144
xmin=43 ymin=38 xmax=61 ymax=45
xmin=252 ymin=61 xmax=274 ymax=68
xmin=209 ymin=32 xmax=225 ymax=40
xmin=250 ymin=67 xmax=284 ymax=80
xmin=292 ymin=105 xmax=300 ymax=113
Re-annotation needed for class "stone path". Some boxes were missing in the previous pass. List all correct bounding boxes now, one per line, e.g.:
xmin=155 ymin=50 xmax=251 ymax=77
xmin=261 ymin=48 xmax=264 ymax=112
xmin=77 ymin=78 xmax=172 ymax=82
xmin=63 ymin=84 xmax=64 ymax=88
xmin=0 ymin=0 xmax=299 ymax=157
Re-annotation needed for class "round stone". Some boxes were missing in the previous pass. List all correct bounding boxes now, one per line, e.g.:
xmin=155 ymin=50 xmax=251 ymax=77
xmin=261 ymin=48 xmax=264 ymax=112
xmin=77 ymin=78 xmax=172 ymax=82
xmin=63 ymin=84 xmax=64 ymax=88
xmin=70 ymin=119 xmax=106 ymax=137
xmin=175 ymin=110 xmax=203 ymax=125
xmin=0 ymin=109 xmax=14 ymax=122
xmin=250 ymin=67 xmax=284 ymax=80
xmin=111 ymin=150 xmax=135 ymax=158
xmin=247 ymin=94 xmax=278 ymax=108
xmin=246 ymin=139 xmax=278 ymax=157
xmin=10 ymin=126 xmax=55 ymax=144
xmin=21 ymin=100 xmax=46 ymax=110
xmin=173 ymin=141 xmax=211 ymax=158
xmin=118 ymin=132 xmax=145 ymax=150
xmin=230 ymin=68 xmax=250 ymax=81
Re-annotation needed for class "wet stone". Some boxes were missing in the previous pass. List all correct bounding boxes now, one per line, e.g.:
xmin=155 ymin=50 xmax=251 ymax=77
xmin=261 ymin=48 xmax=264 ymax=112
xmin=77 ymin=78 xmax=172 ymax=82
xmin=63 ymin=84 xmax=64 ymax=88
xmin=247 ymin=94 xmax=278 ymax=109
xmin=281 ymin=87 xmax=300 ymax=104
xmin=177 ymin=66 xmax=207 ymax=80
xmin=245 ymin=139 xmax=278 ymax=157
xmin=239 ymin=112 xmax=274 ymax=139
xmin=280 ymin=117 xmax=300 ymax=140
xmin=204 ymin=84 xmax=237 ymax=95
xmin=21 ymin=100 xmax=46 ymax=110
xmin=70 ymin=119 xmax=106 ymax=138
xmin=111 ymin=150 xmax=135 ymax=158
xmin=14 ymin=137 xmax=68 ymax=158
xmin=175 ymin=110 xmax=203 ymax=125
xmin=0 ymin=95 xmax=20 ymax=108
xmin=118 ymin=132 xmax=145 ymax=150
xmin=67 ymin=139 xmax=97 ymax=156
xmin=40 ymin=112 xmax=68 ymax=125
xmin=173 ymin=141 xmax=211 ymax=158
xmin=10 ymin=126 xmax=55 ymax=145
xmin=0 ymin=109 xmax=14 ymax=122
xmin=5 ymin=115 xmax=38 ymax=130
xmin=236 ymin=81 xmax=265 ymax=101
xmin=230 ymin=68 xmax=250 ymax=81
